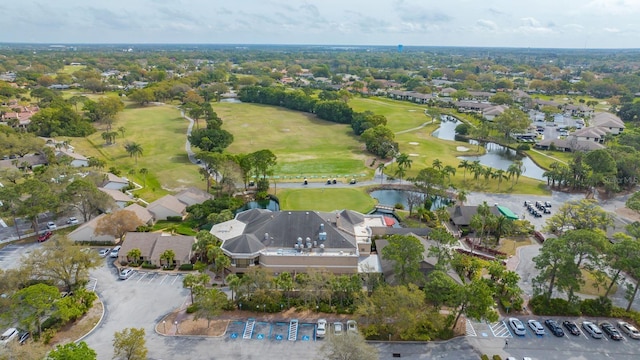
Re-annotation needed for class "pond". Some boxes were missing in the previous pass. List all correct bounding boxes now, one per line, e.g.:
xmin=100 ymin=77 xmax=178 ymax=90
xmin=370 ymin=189 xmax=450 ymax=210
xmin=235 ymin=198 xmax=280 ymax=213
xmin=432 ymin=117 xmax=546 ymax=180
xmin=220 ymin=98 xmax=242 ymax=103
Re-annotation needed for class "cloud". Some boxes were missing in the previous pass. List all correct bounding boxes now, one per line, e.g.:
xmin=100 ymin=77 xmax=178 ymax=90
xmin=520 ymin=17 xmax=541 ymax=27
xmin=516 ymin=16 xmax=553 ymax=34
xmin=603 ymin=27 xmax=620 ymax=33
xmin=476 ymin=19 xmax=498 ymax=31
xmin=394 ymin=0 xmax=452 ymax=23
xmin=584 ymin=0 xmax=640 ymax=15
xmin=487 ymin=8 xmax=506 ymax=16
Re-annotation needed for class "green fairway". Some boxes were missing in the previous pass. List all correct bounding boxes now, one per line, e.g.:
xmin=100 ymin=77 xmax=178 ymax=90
xmin=60 ymin=64 xmax=86 ymax=75
xmin=62 ymin=104 xmax=203 ymax=201
xmin=214 ymin=102 xmax=373 ymax=178
xmin=276 ymin=187 xmax=376 ymax=213
xmin=350 ymin=97 xmax=429 ymax=133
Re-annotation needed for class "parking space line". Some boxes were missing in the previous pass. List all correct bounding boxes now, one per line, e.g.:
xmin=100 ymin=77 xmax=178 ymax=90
xmin=147 ymin=273 xmax=157 ymax=283
xmin=171 ymin=275 xmax=182 ymax=285
xmin=137 ymin=273 xmax=148 ymax=283
xmin=466 ymin=320 xmax=477 ymax=337
xmin=158 ymin=274 xmax=169 ymax=285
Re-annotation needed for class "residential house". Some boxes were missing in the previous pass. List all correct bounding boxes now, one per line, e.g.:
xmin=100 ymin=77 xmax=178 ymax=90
xmin=446 ymin=205 xmax=503 ymax=234
xmin=454 ymin=101 xmax=494 ymax=113
xmin=590 ymin=112 xmax=625 ymax=135
xmin=175 ymin=187 xmax=213 ymax=207
xmin=0 ymin=154 xmax=48 ymax=170
xmin=210 ymin=209 xmax=398 ymax=275
xmin=482 ymin=105 xmax=509 ymax=121
xmin=440 ymin=87 xmax=457 ymax=97
xmin=67 ymin=214 xmax=117 ymax=244
xmin=100 ymin=173 xmax=129 ymax=190
xmin=123 ymin=203 xmax=154 ymax=225
xmin=572 ymin=127 xmax=610 ymax=143
xmin=118 ymin=232 xmax=195 ymax=267
xmin=56 ymin=149 xmax=89 ymax=167
xmin=535 ymin=136 xmax=606 ymax=152
xmin=0 ymin=105 xmax=39 ymax=129
xmin=99 ymin=188 xmax=133 ymax=208
xmin=147 ymin=195 xmax=187 ymax=221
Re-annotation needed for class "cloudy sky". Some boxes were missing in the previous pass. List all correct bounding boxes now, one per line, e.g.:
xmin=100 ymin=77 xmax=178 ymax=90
xmin=3 ymin=0 xmax=640 ymax=48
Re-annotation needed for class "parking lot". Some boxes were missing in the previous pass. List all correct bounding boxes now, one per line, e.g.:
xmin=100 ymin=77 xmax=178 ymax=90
xmin=0 ymin=243 xmax=40 ymax=270
xmin=226 ymin=319 xmax=318 ymax=342
xmin=119 ymin=270 xmax=185 ymax=286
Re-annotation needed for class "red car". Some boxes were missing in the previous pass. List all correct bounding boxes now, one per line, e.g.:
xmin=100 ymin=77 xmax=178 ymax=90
xmin=37 ymin=231 xmax=52 ymax=242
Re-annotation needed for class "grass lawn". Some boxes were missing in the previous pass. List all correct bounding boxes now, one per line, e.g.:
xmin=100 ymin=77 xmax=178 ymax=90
xmin=276 ymin=187 xmax=376 ymax=213
xmin=349 ymin=97 xmax=430 ymax=133
xmin=59 ymin=64 xmax=86 ymax=75
xmin=499 ymin=237 xmax=535 ymax=257
xmin=61 ymin=104 xmax=203 ymax=201
xmin=214 ymin=102 xmax=373 ymax=179
xmin=526 ymin=149 xmax=574 ymax=169
xmin=578 ymin=268 xmax=617 ymax=297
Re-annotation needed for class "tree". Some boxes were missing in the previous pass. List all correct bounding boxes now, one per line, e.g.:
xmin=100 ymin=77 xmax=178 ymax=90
xmin=450 ymin=279 xmax=498 ymax=330
xmin=127 ymin=248 xmax=142 ymax=265
xmin=112 ymin=328 xmax=147 ymax=360
xmin=381 ymin=234 xmax=425 ymax=286
xmin=361 ymin=125 xmax=397 ymax=158
xmin=128 ymin=88 xmax=155 ymax=105
xmin=251 ymin=149 xmax=277 ymax=180
xmin=12 ymin=283 xmax=59 ymax=334
xmin=47 ymin=341 xmax=97 ymax=360
xmin=214 ymin=255 xmax=230 ymax=282
xmin=318 ymin=332 xmax=378 ymax=360
xmin=64 ymin=179 xmax=115 ymax=221
xmin=394 ymin=153 xmax=413 ymax=184
xmin=532 ymin=237 xmax=580 ymax=301
xmin=23 ymin=236 xmax=101 ymax=292
xmin=95 ymin=210 xmax=144 ymax=241
xmin=423 ymin=270 xmax=460 ymax=310
xmin=192 ymin=230 xmax=220 ymax=263
xmin=458 ymin=160 xmax=470 ymax=181
xmin=493 ymin=108 xmax=530 ymax=140
xmin=160 ymin=249 xmax=176 ymax=268
xmin=124 ymin=142 xmax=143 ymax=164
xmin=193 ymin=288 xmax=228 ymax=328
xmin=427 ymin=228 xmax=457 ymax=269
xmin=138 ymin=168 xmax=148 ymax=187
xmin=183 ymin=272 xmax=211 ymax=304
xmin=544 ymin=199 xmax=613 ymax=235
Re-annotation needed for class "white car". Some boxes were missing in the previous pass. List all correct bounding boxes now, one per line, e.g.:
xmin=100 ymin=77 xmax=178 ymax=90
xmin=347 ymin=320 xmax=357 ymax=334
xmin=509 ymin=317 xmax=526 ymax=336
xmin=119 ymin=268 xmax=134 ymax=280
xmin=46 ymin=221 xmax=57 ymax=230
xmin=98 ymin=248 xmax=111 ymax=258
xmin=110 ymin=246 xmax=122 ymax=258
xmin=66 ymin=217 xmax=79 ymax=225
xmin=618 ymin=321 xmax=640 ymax=339
xmin=582 ymin=321 xmax=603 ymax=339
xmin=528 ymin=319 xmax=545 ymax=335
xmin=333 ymin=322 xmax=343 ymax=336
xmin=316 ymin=319 xmax=327 ymax=338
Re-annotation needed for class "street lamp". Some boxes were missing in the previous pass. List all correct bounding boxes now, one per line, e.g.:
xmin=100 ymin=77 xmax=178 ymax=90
xmin=162 ymin=320 xmax=166 ymax=333
xmin=174 ymin=321 xmax=179 ymax=334
xmin=239 ymin=303 xmax=242 ymax=311
xmin=263 ymin=304 xmax=266 ymax=313
xmin=316 ymin=305 xmax=319 ymax=313
xmin=280 ymin=304 xmax=284 ymax=312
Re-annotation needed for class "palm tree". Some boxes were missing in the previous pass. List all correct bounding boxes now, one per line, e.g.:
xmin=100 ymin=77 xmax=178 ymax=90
xmin=395 ymin=153 xmax=413 ymax=183
xmin=514 ymin=160 xmax=525 ymax=184
xmin=493 ymin=169 xmax=507 ymax=190
xmin=160 ymin=249 xmax=176 ymax=269
xmin=118 ymin=126 xmax=126 ymax=139
xmin=458 ymin=160 xmax=470 ymax=181
xmin=456 ymin=189 xmax=469 ymax=206
xmin=124 ymin=142 xmax=143 ymax=165
xmin=139 ymin=168 xmax=148 ymax=187
xmin=482 ymin=167 xmax=493 ymax=184
xmin=443 ymin=165 xmax=456 ymax=186
xmin=377 ymin=162 xmax=386 ymax=184
xmin=226 ymin=274 xmax=241 ymax=301
xmin=127 ymin=248 xmax=142 ymax=265
xmin=432 ymin=158 xmax=443 ymax=170
xmin=507 ymin=164 xmax=518 ymax=188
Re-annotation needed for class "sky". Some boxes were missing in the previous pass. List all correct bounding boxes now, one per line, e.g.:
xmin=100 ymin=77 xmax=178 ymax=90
xmin=3 ymin=0 xmax=640 ymax=48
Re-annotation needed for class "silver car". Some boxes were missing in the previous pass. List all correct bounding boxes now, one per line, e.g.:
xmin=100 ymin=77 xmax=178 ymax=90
xmin=582 ymin=321 xmax=603 ymax=339
xmin=119 ymin=268 xmax=134 ymax=280
xmin=618 ymin=321 xmax=640 ymax=339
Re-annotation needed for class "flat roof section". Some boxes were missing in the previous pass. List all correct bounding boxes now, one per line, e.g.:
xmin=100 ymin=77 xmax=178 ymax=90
xmin=497 ymin=205 xmax=519 ymax=220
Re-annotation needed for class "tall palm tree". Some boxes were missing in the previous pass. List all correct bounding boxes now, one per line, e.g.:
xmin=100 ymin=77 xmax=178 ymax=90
xmin=493 ymin=169 xmax=507 ymax=190
xmin=377 ymin=162 xmax=386 ymax=184
xmin=124 ymin=142 xmax=143 ymax=165
xmin=443 ymin=165 xmax=456 ymax=186
xmin=395 ymin=153 xmax=413 ymax=183
xmin=118 ymin=126 xmax=126 ymax=139
xmin=139 ymin=168 xmax=148 ymax=187
xmin=432 ymin=158 xmax=443 ymax=170
xmin=456 ymin=189 xmax=469 ymax=205
xmin=507 ymin=164 xmax=518 ymax=188
xmin=458 ymin=160 xmax=470 ymax=181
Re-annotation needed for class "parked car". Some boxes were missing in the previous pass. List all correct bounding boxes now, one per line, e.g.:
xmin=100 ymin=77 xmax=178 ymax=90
xmin=347 ymin=320 xmax=357 ymax=334
xmin=316 ymin=319 xmax=327 ymax=338
xmin=544 ymin=201 xmax=551 ymax=207
xmin=37 ymin=231 xmax=52 ymax=242
xmin=66 ymin=217 xmax=79 ymax=225
xmin=0 ymin=328 xmax=18 ymax=345
xmin=110 ymin=246 xmax=122 ymax=258
xmin=528 ymin=319 xmax=545 ymax=335
xmin=600 ymin=322 xmax=623 ymax=341
xmin=544 ymin=319 xmax=564 ymax=337
xmin=582 ymin=321 xmax=603 ymax=339
xmin=18 ymin=331 xmax=30 ymax=345
xmin=349 ymin=179 xmax=357 ymax=185
xmin=46 ymin=221 xmax=57 ymax=230
xmin=333 ymin=322 xmax=343 ymax=336
xmin=618 ymin=321 xmax=640 ymax=339
xmin=509 ymin=318 xmax=526 ymax=336
xmin=562 ymin=320 xmax=581 ymax=336
xmin=119 ymin=268 xmax=134 ymax=280
xmin=98 ymin=248 xmax=111 ymax=257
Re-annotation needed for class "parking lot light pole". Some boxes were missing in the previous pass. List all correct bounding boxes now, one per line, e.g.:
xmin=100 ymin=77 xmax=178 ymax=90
xmin=163 ymin=320 xmax=166 ymax=333
xmin=175 ymin=321 xmax=179 ymax=334
xmin=263 ymin=304 xmax=266 ymax=313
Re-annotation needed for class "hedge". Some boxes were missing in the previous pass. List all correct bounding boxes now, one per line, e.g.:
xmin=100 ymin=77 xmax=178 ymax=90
xmin=179 ymin=263 xmax=194 ymax=271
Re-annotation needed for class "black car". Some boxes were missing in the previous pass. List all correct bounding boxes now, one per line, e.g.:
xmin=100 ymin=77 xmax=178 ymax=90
xmin=562 ymin=320 xmax=581 ymax=336
xmin=544 ymin=319 xmax=565 ymax=337
xmin=600 ymin=322 xmax=623 ymax=340
xmin=18 ymin=331 xmax=30 ymax=345
xmin=543 ymin=208 xmax=551 ymax=214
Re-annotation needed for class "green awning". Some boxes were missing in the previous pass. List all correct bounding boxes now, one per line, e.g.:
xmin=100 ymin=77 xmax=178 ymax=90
xmin=497 ymin=206 xmax=519 ymax=220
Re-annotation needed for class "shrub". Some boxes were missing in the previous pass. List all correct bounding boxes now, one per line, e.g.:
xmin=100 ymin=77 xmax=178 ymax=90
xmin=179 ymin=263 xmax=194 ymax=271
xmin=119 ymin=260 xmax=129 ymax=266
xmin=481 ymin=355 xmax=490 ymax=360
xmin=42 ymin=316 xmax=62 ymax=331
xmin=186 ymin=304 xmax=199 ymax=313
xmin=166 ymin=216 xmax=183 ymax=222
xmin=141 ymin=262 xmax=159 ymax=269
xmin=517 ymin=144 xmax=530 ymax=151
xmin=581 ymin=297 xmax=612 ymax=317
xmin=492 ymin=356 xmax=502 ymax=360
xmin=529 ymin=295 xmax=580 ymax=316
xmin=394 ymin=203 xmax=404 ymax=210
xmin=222 ymin=299 xmax=236 ymax=311
xmin=455 ymin=123 xmax=470 ymax=136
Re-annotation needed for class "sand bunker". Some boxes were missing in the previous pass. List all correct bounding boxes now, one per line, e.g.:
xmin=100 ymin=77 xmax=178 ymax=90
xmin=409 ymin=142 xmax=419 ymax=145
xmin=409 ymin=153 xmax=419 ymax=157
xmin=457 ymin=146 xmax=470 ymax=152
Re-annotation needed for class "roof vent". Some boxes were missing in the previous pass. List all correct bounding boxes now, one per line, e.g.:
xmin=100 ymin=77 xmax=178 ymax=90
xmin=313 ymin=241 xmax=317 ymax=247
xmin=305 ymin=237 xmax=311 ymax=242
xmin=320 ymin=223 xmax=325 ymax=231
xmin=306 ymin=212 xmax=309 ymax=215
xmin=319 ymin=232 xmax=327 ymax=241
xmin=264 ymin=233 xmax=269 ymax=241
xmin=294 ymin=244 xmax=299 ymax=250
xmin=288 ymin=212 xmax=292 ymax=215
xmin=306 ymin=241 xmax=312 ymax=248
xmin=320 ymin=244 xmax=325 ymax=249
